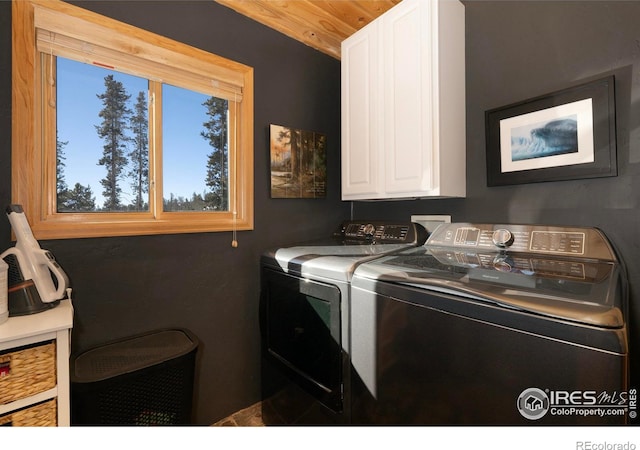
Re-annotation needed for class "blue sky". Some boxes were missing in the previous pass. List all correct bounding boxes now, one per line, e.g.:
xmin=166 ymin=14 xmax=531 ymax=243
xmin=56 ymin=57 xmax=215 ymax=208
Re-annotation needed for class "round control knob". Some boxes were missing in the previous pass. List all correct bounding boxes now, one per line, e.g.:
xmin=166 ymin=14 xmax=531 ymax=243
xmin=362 ymin=223 xmax=376 ymax=237
xmin=492 ymin=228 xmax=514 ymax=248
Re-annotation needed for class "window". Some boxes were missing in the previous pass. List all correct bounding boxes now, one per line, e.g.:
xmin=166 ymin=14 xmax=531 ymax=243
xmin=12 ymin=0 xmax=254 ymax=239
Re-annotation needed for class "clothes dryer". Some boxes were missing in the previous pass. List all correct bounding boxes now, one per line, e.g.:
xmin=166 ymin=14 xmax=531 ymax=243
xmin=260 ymin=220 xmax=427 ymax=424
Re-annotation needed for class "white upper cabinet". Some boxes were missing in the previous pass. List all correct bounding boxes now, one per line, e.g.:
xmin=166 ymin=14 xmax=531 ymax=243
xmin=341 ymin=0 xmax=466 ymax=200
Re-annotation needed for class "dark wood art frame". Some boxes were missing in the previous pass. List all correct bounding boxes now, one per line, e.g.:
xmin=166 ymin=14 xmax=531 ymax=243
xmin=485 ymin=76 xmax=617 ymax=186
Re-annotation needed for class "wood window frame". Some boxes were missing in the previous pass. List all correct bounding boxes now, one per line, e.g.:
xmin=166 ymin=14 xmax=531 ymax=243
xmin=12 ymin=0 xmax=254 ymax=239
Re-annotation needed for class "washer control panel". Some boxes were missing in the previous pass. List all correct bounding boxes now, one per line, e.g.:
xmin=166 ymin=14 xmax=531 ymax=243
xmin=426 ymin=223 xmax=616 ymax=261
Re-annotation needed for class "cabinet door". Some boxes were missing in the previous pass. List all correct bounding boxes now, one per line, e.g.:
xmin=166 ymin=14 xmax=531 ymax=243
xmin=341 ymin=22 xmax=382 ymax=199
xmin=383 ymin=0 xmax=434 ymax=196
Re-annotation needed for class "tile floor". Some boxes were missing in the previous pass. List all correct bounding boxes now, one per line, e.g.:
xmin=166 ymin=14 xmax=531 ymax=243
xmin=211 ymin=401 xmax=264 ymax=426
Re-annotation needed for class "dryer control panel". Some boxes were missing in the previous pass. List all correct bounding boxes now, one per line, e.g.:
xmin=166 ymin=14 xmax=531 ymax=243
xmin=334 ymin=220 xmax=428 ymax=245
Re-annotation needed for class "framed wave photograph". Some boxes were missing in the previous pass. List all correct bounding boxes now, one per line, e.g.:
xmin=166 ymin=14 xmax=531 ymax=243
xmin=485 ymin=76 xmax=617 ymax=186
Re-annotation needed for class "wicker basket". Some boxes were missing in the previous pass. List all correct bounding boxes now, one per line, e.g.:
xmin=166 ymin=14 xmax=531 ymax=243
xmin=0 ymin=341 xmax=57 ymax=405
xmin=0 ymin=399 xmax=57 ymax=426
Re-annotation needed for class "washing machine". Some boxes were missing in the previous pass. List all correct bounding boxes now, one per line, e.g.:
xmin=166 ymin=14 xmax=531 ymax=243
xmin=350 ymin=223 xmax=630 ymax=425
xmin=260 ymin=220 xmax=427 ymax=425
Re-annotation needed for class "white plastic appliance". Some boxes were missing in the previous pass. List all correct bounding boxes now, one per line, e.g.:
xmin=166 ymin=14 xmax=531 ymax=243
xmin=0 ymin=205 xmax=69 ymax=316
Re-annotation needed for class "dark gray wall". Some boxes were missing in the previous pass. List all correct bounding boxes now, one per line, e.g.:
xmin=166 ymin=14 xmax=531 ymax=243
xmin=355 ymin=0 xmax=640 ymax=389
xmin=1 ymin=0 xmax=349 ymax=424
xmin=4 ymin=0 xmax=640 ymax=425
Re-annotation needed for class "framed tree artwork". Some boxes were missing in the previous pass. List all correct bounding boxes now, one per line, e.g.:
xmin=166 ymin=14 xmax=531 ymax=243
xmin=270 ymin=124 xmax=327 ymax=198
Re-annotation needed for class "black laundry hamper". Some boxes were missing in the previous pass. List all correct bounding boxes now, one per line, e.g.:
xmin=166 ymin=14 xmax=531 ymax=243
xmin=70 ymin=328 xmax=199 ymax=426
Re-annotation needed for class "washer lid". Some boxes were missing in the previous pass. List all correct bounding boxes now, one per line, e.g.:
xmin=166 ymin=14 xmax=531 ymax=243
xmin=353 ymin=245 xmax=626 ymax=328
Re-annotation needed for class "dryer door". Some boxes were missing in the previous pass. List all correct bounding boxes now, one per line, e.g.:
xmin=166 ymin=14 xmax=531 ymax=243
xmin=261 ymin=267 xmax=343 ymax=413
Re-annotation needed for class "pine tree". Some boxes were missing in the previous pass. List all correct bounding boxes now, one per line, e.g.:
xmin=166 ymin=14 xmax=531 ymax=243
xmin=289 ymin=128 xmax=301 ymax=187
xmin=128 ymin=90 xmax=149 ymax=211
xmin=56 ymin=136 xmax=70 ymax=209
xmin=95 ymin=74 xmax=131 ymax=210
xmin=201 ymin=97 xmax=229 ymax=211
xmin=275 ymin=127 xmax=301 ymax=196
xmin=56 ymin=136 xmax=96 ymax=211
xmin=63 ymin=183 xmax=96 ymax=212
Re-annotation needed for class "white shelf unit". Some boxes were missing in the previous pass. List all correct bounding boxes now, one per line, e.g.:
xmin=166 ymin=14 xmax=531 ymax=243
xmin=0 ymin=300 xmax=73 ymax=426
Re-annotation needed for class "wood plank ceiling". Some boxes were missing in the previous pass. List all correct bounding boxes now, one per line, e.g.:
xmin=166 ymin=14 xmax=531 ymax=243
xmin=213 ymin=1 xmax=401 ymax=60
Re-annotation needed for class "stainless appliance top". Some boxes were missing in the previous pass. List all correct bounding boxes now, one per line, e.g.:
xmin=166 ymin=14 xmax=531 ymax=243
xmin=352 ymin=223 xmax=626 ymax=328
xmin=261 ymin=220 xmax=427 ymax=282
